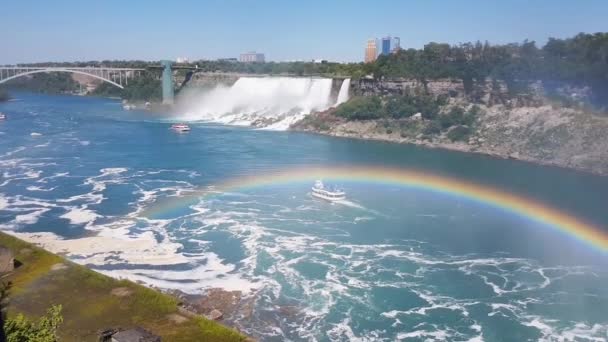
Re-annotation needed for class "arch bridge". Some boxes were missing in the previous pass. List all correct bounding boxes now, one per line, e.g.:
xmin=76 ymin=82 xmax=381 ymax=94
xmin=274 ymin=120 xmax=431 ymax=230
xmin=0 ymin=66 xmax=146 ymax=89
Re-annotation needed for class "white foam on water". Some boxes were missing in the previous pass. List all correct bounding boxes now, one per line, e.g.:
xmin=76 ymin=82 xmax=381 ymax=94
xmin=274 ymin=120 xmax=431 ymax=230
xmin=0 ymin=195 xmax=8 ymax=210
xmin=10 ymin=230 xmax=189 ymax=267
xmin=103 ymin=253 xmax=260 ymax=294
xmin=14 ymin=208 xmax=50 ymax=225
xmin=0 ymin=147 xmax=26 ymax=158
xmin=26 ymin=185 xmax=57 ymax=192
xmin=397 ymin=329 xmax=451 ymax=340
xmin=60 ymin=207 xmax=100 ymax=225
xmin=560 ymin=323 xmax=607 ymax=342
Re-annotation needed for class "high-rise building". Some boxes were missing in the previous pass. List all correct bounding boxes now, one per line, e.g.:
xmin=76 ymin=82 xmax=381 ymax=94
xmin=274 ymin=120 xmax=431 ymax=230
xmin=239 ymin=52 xmax=265 ymax=63
xmin=381 ymin=37 xmax=392 ymax=56
xmin=364 ymin=39 xmax=377 ymax=63
xmin=392 ymin=37 xmax=401 ymax=52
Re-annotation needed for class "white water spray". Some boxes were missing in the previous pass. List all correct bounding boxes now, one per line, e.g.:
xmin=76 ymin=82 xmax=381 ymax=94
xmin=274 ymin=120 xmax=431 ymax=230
xmin=179 ymin=77 xmax=339 ymax=130
xmin=336 ymin=78 xmax=351 ymax=105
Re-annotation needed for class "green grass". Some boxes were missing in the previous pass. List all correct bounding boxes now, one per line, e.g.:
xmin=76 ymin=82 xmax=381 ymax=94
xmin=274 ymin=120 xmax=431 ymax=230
xmin=0 ymin=232 xmax=247 ymax=342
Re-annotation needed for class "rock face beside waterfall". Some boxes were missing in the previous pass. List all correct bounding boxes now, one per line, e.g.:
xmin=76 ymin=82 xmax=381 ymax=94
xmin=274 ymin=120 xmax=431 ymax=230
xmin=293 ymin=79 xmax=608 ymax=176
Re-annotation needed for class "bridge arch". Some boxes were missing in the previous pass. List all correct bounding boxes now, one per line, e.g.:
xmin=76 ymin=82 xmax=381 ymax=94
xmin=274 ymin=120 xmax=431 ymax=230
xmin=0 ymin=68 xmax=125 ymax=89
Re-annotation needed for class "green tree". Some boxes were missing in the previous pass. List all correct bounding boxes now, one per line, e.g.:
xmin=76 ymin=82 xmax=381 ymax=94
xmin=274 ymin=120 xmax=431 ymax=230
xmin=335 ymin=96 xmax=384 ymax=120
xmin=4 ymin=305 xmax=63 ymax=342
xmin=384 ymin=96 xmax=417 ymax=118
xmin=447 ymin=125 xmax=471 ymax=141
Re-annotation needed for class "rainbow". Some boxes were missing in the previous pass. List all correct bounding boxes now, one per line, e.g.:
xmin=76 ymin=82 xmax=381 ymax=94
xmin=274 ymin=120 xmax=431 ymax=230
xmin=145 ymin=166 xmax=608 ymax=253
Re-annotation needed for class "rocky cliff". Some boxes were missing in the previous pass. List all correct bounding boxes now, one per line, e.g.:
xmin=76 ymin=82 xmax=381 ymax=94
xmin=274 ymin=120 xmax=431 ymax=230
xmin=293 ymin=79 xmax=608 ymax=175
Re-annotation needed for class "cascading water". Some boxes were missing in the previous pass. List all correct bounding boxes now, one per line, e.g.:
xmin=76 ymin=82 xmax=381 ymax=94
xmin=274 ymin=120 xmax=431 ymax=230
xmin=336 ymin=78 xmax=351 ymax=105
xmin=179 ymin=77 xmax=336 ymax=130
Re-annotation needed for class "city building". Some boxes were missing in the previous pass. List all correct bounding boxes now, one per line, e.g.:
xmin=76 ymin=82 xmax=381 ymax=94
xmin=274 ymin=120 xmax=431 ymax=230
xmin=392 ymin=37 xmax=401 ymax=52
xmin=381 ymin=37 xmax=392 ymax=55
xmin=239 ymin=52 xmax=265 ymax=63
xmin=175 ymin=57 xmax=189 ymax=64
xmin=365 ymin=39 xmax=377 ymax=63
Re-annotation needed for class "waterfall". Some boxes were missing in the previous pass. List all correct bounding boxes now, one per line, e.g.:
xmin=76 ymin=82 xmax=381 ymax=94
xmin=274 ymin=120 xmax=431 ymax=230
xmin=178 ymin=77 xmax=334 ymax=130
xmin=336 ymin=78 xmax=351 ymax=105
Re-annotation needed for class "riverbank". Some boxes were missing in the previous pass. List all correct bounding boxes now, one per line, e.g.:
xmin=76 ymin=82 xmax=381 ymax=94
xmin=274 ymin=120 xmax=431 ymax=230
xmin=292 ymin=102 xmax=608 ymax=176
xmin=0 ymin=231 xmax=247 ymax=342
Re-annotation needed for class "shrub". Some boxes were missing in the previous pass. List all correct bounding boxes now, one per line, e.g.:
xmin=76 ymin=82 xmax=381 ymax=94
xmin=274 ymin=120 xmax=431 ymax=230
xmin=439 ymin=105 xmax=480 ymax=129
xmin=334 ymin=96 xmax=384 ymax=120
xmin=5 ymin=305 xmax=63 ymax=342
xmin=439 ymin=106 xmax=465 ymax=129
xmin=385 ymin=96 xmax=417 ymax=118
xmin=337 ymin=94 xmax=444 ymax=122
xmin=447 ymin=125 xmax=471 ymax=141
xmin=423 ymin=121 xmax=442 ymax=135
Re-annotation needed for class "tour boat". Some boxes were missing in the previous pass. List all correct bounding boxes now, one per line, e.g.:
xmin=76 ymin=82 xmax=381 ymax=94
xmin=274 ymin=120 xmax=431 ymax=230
xmin=171 ymin=123 xmax=191 ymax=132
xmin=0 ymin=113 xmax=5 ymax=120
xmin=311 ymin=180 xmax=345 ymax=201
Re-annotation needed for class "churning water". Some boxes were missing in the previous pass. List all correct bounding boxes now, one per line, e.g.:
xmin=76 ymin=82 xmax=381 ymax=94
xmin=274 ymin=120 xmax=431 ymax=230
xmin=1 ymin=93 xmax=608 ymax=341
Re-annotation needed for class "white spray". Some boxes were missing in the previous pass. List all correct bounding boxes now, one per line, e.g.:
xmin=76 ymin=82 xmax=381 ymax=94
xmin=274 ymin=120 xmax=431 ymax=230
xmin=179 ymin=77 xmax=335 ymax=130
xmin=336 ymin=78 xmax=351 ymax=105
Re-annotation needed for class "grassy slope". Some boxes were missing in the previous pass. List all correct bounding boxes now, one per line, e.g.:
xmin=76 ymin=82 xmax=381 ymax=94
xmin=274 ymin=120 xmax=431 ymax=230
xmin=0 ymin=232 xmax=247 ymax=342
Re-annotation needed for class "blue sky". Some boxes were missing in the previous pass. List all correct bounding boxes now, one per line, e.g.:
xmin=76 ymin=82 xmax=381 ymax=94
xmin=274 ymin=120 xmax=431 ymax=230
xmin=2 ymin=0 xmax=607 ymax=64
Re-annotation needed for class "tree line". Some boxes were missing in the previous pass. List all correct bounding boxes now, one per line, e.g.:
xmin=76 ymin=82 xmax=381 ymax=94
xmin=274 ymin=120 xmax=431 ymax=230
xmin=8 ymin=32 xmax=608 ymax=106
xmin=372 ymin=33 xmax=608 ymax=106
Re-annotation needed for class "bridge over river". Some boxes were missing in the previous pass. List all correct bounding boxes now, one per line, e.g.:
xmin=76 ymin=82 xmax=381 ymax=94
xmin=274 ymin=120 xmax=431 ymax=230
xmin=1 ymin=61 xmax=349 ymax=105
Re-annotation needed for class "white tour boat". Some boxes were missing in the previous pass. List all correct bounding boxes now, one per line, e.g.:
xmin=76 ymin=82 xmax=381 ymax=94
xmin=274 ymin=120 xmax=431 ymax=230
xmin=311 ymin=180 xmax=345 ymax=201
xmin=171 ymin=123 xmax=191 ymax=132
xmin=0 ymin=113 xmax=6 ymax=120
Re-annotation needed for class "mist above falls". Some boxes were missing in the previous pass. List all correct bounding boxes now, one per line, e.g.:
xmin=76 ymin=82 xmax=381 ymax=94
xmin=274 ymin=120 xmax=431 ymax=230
xmin=176 ymin=77 xmax=350 ymax=130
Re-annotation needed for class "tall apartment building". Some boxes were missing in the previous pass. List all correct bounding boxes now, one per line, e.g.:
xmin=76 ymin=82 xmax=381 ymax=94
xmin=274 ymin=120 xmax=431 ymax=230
xmin=364 ymin=39 xmax=377 ymax=63
xmin=381 ymin=37 xmax=392 ymax=56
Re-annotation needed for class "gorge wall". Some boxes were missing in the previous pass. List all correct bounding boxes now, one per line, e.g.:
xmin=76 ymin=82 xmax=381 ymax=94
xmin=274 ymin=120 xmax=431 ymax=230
xmin=294 ymin=78 xmax=608 ymax=175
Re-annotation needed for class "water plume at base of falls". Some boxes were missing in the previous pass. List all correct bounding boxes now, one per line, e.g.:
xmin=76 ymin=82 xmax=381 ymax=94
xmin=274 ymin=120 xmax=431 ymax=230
xmin=176 ymin=77 xmax=349 ymax=130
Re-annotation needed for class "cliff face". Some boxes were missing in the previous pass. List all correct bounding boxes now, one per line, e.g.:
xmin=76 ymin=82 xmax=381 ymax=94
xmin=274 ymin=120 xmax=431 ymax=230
xmin=293 ymin=79 xmax=608 ymax=175
xmin=350 ymin=78 xmax=587 ymax=108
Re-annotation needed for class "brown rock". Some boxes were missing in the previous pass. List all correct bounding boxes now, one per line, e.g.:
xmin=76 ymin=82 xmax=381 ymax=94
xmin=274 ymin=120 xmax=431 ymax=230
xmin=110 ymin=287 xmax=133 ymax=297
xmin=50 ymin=263 xmax=68 ymax=272
xmin=167 ymin=313 xmax=189 ymax=324
xmin=207 ymin=309 xmax=223 ymax=320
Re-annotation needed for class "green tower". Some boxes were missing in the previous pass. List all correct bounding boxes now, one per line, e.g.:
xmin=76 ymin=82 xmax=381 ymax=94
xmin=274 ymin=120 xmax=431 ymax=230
xmin=161 ymin=60 xmax=174 ymax=105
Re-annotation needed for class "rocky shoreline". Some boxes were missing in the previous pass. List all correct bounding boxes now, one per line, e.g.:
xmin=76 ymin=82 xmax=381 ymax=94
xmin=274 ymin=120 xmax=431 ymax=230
xmin=291 ymin=103 xmax=608 ymax=176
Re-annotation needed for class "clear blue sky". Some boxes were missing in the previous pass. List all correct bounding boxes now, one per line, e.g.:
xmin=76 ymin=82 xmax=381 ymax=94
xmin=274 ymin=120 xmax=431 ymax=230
xmin=2 ymin=0 xmax=607 ymax=64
